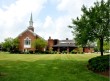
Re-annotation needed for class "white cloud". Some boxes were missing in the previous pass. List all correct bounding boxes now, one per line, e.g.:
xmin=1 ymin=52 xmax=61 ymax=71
xmin=57 ymin=0 xmax=83 ymax=17
xmin=43 ymin=16 xmax=53 ymax=28
xmin=35 ymin=16 xmax=55 ymax=40
xmin=57 ymin=0 xmax=103 ymax=17
xmin=0 ymin=0 xmax=47 ymax=42
xmin=56 ymin=15 xmax=75 ymax=39
xmin=37 ymin=15 xmax=73 ymax=40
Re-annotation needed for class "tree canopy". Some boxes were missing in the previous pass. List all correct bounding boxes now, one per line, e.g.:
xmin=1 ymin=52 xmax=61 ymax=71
xmin=1 ymin=37 xmax=19 ymax=53
xmin=33 ymin=38 xmax=47 ymax=51
xmin=69 ymin=0 xmax=110 ymax=56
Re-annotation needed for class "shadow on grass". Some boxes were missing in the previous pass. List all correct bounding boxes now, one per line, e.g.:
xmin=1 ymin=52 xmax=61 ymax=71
xmin=0 ymin=59 xmax=109 ymax=81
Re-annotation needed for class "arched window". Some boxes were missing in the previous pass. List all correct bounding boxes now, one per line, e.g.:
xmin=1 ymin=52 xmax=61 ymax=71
xmin=24 ymin=37 xmax=31 ymax=48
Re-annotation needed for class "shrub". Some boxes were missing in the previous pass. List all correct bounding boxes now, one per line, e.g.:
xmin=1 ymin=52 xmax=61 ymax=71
xmin=10 ymin=49 xmax=20 ymax=54
xmin=54 ymin=51 xmax=58 ymax=54
xmin=35 ymin=50 xmax=42 ymax=54
xmin=43 ymin=50 xmax=51 ymax=54
xmin=24 ymin=51 xmax=29 ymax=54
xmin=88 ymin=55 xmax=109 ymax=72
xmin=70 ymin=50 xmax=77 ymax=54
xmin=61 ymin=51 xmax=67 ymax=54
xmin=29 ymin=50 xmax=34 ymax=54
xmin=35 ymin=50 xmax=51 ymax=54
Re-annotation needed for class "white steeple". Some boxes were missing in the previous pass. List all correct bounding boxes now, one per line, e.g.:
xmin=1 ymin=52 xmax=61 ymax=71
xmin=28 ymin=13 xmax=34 ymax=32
xmin=29 ymin=13 xmax=33 ymax=26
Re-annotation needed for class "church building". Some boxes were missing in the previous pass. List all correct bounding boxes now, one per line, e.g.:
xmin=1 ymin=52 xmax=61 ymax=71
xmin=18 ymin=14 xmax=44 ymax=52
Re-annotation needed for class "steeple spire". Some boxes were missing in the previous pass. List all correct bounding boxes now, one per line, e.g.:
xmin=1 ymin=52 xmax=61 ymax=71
xmin=28 ymin=13 xmax=34 ymax=32
xmin=29 ymin=13 xmax=33 ymax=26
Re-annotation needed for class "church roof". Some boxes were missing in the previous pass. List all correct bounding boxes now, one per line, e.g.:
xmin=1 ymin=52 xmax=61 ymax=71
xmin=59 ymin=40 xmax=75 ymax=43
xmin=53 ymin=43 xmax=77 ymax=47
xmin=18 ymin=29 xmax=43 ymax=39
xmin=53 ymin=39 xmax=77 ymax=47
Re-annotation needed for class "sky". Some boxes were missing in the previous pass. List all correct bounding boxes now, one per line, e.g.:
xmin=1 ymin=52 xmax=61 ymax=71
xmin=0 ymin=0 xmax=104 ymax=42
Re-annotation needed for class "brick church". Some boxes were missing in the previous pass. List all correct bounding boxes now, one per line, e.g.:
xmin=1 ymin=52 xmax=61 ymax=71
xmin=17 ymin=14 xmax=94 ymax=53
xmin=18 ymin=14 xmax=45 ymax=52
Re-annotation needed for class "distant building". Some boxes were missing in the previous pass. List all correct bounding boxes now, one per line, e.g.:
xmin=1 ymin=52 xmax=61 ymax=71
xmin=18 ymin=13 xmax=45 ymax=52
xmin=47 ymin=37 xmax=94 ymax=53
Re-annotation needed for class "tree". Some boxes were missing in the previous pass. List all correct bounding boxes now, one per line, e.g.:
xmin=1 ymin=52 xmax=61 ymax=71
xmin=33 ymin=38 xmax=47 ymax=51
xmin=103 ymin=41 xmax=109 ymax=52
xmin=10 ymin=38 xmax=19 ymax=53
xmin=2 ymin=37 xmax=13 ymax=52
xmin=0 ymin=43 xmax=3 ymax=51
xmin=69 ymin=0 xmax=109 ymax=56
xmin=2 ymin=37 xmax=19 ymax=52
xmin=97 ymin=40 xmax=109 ymax=52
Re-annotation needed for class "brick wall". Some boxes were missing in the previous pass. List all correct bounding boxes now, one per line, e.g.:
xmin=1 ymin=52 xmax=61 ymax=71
xmin=18 ymin=30 xmax=36 ymax=52
xmin=83 ymin=47 xmax=94 ymax=53
xmin=47 ymin=37 xmax=54 ymax=51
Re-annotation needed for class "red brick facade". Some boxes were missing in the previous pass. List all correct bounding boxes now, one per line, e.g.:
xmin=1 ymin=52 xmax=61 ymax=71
xmin=83 ymin=47 xmax=94 ymax=53
xmin=47 ymin=37 xmax=54 ymax=51
xmin=18 ymin=29 xmax=37 ymax=52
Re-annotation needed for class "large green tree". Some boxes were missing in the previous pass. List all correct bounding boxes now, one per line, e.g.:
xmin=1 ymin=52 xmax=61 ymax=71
xmin=2 ymin=37 xmax=13 ymax=51
xmin=2 ymin=37 xmax=19 ymax=52
xmin=33 ymin=38 xmax=47 ymax=51
xmin=10 ymin=38 xmax=19 ymax=53
xmin=69 ymin=0 xmax=109 ymax=56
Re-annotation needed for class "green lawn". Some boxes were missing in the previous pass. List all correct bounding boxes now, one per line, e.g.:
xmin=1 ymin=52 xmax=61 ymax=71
xmin=0 ymin=52 xmax=109 ymax=81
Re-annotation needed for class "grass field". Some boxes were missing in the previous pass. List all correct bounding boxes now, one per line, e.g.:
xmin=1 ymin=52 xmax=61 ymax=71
xmin=0 ymin=52 xmax=109 ymax=81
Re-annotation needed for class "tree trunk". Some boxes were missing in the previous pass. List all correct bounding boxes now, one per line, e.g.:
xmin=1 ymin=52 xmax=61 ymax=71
xmin=99 ymin=37 xmax=104 ymax=56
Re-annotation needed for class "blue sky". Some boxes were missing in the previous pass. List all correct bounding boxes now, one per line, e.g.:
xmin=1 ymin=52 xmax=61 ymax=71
xmin=0 ymin=0 xmax=103 ymax=42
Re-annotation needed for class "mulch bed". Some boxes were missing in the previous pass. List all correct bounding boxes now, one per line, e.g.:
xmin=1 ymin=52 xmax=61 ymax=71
xmin=87 ymin=65 xmax=109 ymax=77
xmin=96 ymin=70 xmax=109 ymax=77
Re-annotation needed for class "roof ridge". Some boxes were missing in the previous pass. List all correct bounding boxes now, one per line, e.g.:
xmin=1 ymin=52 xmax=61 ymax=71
xmin=17 ymin=29 xmax=43 ymax=39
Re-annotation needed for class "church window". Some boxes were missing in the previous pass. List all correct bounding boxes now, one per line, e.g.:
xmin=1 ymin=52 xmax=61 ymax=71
xmin=24 ymin=37 xmax=31 ymax=45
